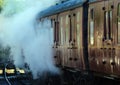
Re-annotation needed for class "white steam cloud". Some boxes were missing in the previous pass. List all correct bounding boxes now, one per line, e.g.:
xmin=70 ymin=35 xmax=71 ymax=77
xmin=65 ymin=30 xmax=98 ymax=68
xmin=0 ymin=0 xmax=59 ymax=78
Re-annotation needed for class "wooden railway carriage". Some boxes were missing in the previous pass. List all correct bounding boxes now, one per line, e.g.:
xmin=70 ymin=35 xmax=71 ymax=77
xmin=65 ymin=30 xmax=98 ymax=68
xmin=88 ymin=0 xmax=120 ymax=78
xmin=38 ymin=0 xmax=120 ymax=84
xmin=39 ymin=0 xmax=87 ymax=71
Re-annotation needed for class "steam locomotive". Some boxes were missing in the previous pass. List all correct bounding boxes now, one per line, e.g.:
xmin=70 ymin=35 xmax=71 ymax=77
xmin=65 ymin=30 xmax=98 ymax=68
xmin=38 ymin=0 xmax=120 ymax=85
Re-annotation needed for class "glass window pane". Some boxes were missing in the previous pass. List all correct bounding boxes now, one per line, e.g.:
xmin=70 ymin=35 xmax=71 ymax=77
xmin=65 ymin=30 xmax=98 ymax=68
xmin=118 ymin=4 xmax=120 ymax=43
xmin=109 ymin=11 xmax=112 ymax=39
xmin=66 ymin=15 xmax=69 ymax=42
xmin=91 ymin=9 xmax=94 ymax=20
xmin=69 ymin=15 xmax=72 ymax=42
xmin=56 ymin=21 xmax=59 ymax=42
xmin=90 ymin=8 xmax=94 ymax=45
xmin=54 ymin=21 xmax=56 ymax=42
xmin=60 ymin=17 xmax=63 ymax=45
xmin=105 ymin=12 xmax=108 ymax=39
xmin=90 ymin=21 xmax=94 ymax=45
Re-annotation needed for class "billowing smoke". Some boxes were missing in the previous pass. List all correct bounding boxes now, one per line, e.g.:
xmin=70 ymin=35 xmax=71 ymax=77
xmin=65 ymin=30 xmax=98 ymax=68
xmin=0 ymin=0 xmax=59 ymax=78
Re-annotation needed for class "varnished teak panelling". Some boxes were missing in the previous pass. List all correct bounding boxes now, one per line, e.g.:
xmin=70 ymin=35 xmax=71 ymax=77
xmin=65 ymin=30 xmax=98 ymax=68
xmin=40 ymin=0 xmax=120 ymax=79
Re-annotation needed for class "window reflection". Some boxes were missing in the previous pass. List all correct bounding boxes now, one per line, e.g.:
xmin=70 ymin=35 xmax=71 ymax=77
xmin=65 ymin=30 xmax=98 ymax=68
xmin=118 ymin=4 xmax=120 ymax=43
xmin=90 ymin=8 xmax=94 ymax=45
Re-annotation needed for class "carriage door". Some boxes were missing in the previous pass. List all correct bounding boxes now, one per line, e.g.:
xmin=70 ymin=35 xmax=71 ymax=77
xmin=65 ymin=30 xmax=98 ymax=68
xmin=102 ymin=1 xmax=115 ymax=74
xmin=52 ymin=17 xmax=61 ymax=66
xmin=65 ymin=9 xmax=79 ymax=68
xmin=68 ymin=9 xmax=83 ymax=69
xmin=59 ymin=12 xmax=71 ymax=67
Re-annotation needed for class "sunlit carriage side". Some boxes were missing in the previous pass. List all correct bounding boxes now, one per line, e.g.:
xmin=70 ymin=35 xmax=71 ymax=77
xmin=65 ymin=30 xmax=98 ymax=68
xmin=38 ymin=0 xmax=120 ymax=85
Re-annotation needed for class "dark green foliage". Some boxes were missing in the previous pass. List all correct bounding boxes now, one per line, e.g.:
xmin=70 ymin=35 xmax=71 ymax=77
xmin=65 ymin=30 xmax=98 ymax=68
xmin=0 ymin=7 xmax=1 ymax=13
xmin=0 ymin=46 xmax=11 ymax=62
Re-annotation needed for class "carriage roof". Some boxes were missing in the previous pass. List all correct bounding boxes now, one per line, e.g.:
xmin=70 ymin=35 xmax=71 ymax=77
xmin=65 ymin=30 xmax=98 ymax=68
xmin=38 ymin=0 xmax=86 ymax=19
xmin=38 ymin=0 xmax=100 ymax=19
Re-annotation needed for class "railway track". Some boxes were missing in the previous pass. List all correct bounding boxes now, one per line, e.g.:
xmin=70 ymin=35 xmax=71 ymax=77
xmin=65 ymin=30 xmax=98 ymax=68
xmin=0 ymin=62 xmax=32 ymax=85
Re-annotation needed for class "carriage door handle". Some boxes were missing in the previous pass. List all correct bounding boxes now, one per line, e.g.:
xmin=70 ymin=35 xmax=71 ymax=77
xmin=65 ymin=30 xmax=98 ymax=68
xmin=102 ymin=61 xmax=106 ymax=64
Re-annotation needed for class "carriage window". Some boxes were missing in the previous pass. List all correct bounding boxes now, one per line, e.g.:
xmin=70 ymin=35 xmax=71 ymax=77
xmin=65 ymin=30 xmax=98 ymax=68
xmin=66 ymin=15 xmax=69 ymax=42
xmin=53 ymin=20 xmax=59 ymax=43
xmin=109 ymin=11 xmax=112 ymax=39
xmin=69 ymin=15 xmax=72 ymax=42
xmin=60 ymin=17 xmax=63 ymax=45
xmin=51 ymin=19 xmax=55 ymax=42
xmin=90 ymin=8 xmax=94 ymax=45
xmin=51 ymin=19 xmax=53 ymax=28
xmin=56 ymin=21 xmax=59 ymax=42
xmin=104 ymin=11 xmax=112 ymax=40
xmin=118 ymin=4 xmax=120 ymax=44
xmin=91 ymin=9 xmax=94 ymax=20
xmin=54 ymin=20 xmax=56 ymax=42
xmin=104 ymin=11 xmax=107 ymax=40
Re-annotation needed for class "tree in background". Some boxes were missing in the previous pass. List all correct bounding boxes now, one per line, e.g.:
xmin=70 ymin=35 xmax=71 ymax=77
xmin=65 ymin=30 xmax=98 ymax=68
xmin=0 ymin=0 xmax=3 ymax=12
xmin=1 ymin=0 xmax=26 ymax=16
